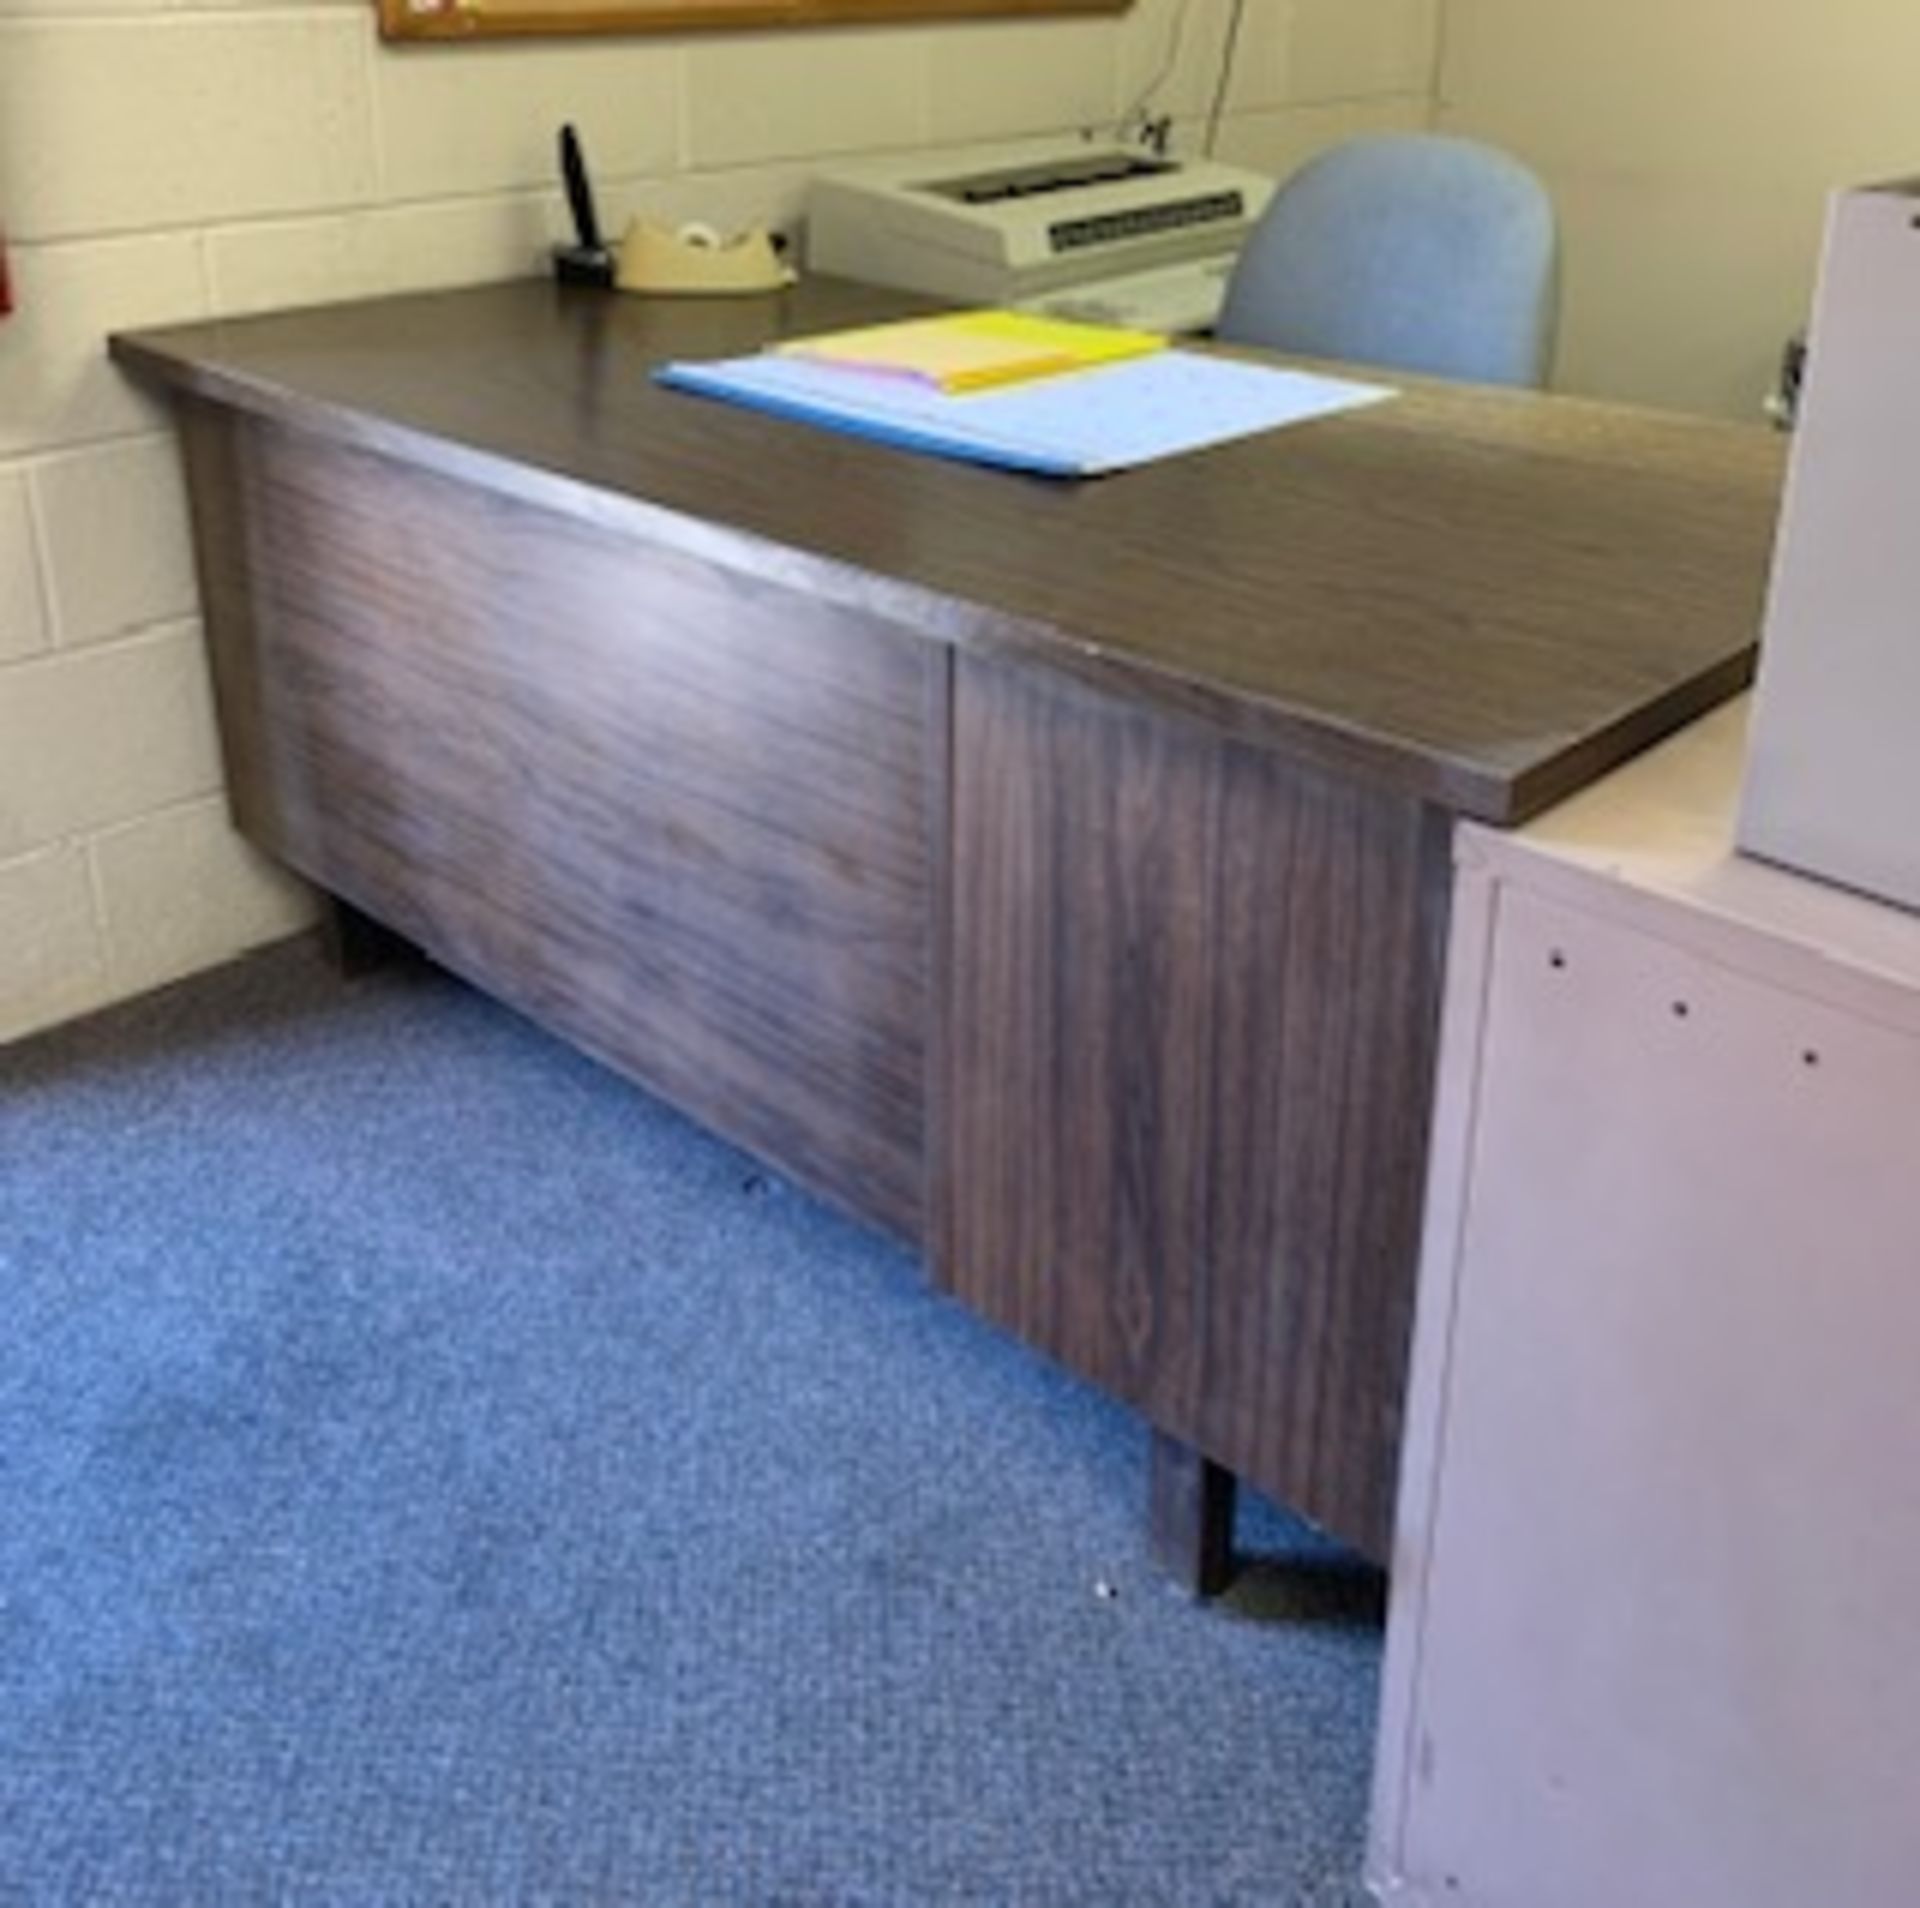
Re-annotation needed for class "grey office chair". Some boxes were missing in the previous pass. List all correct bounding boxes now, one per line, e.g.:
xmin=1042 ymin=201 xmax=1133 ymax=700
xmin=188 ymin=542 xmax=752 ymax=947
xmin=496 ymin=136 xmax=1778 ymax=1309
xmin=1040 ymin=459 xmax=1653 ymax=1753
xmin=1216 ymin=133 xmax=1558 ymax=388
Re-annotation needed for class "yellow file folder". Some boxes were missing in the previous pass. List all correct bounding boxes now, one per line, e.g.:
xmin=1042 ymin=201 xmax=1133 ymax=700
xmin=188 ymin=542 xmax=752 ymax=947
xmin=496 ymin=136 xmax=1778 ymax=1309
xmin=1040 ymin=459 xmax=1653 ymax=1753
xmin=773 ymin=309 xmax=1168 ymax=395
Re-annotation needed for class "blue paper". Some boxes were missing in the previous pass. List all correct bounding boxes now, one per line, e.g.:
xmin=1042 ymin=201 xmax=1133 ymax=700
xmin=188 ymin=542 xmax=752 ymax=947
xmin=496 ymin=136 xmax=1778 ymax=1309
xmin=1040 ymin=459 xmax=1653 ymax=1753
xmin=654 ymin=349 xmax=1395 ymax=477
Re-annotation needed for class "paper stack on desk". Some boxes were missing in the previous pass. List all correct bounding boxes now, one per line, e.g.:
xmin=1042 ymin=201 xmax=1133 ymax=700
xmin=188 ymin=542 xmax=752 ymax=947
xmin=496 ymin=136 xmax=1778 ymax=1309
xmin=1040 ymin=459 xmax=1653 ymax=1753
xmin=657 ymin=314 xmax=1394 ymax=478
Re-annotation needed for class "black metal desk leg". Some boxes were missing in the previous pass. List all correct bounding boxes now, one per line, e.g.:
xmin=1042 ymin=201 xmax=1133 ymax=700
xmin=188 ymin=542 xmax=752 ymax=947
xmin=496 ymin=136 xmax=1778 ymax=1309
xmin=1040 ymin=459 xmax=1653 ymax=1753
xmin=318 ymin=896 xmax=413 ymax=979
xmin=1148 ymin=1430 xmax=1238 ymax=1598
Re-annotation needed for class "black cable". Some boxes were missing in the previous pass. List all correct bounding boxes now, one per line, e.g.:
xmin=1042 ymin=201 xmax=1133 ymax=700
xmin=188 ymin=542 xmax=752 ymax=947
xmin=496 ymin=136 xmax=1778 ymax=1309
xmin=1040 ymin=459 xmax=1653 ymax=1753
xmin=1203 ymin=0 xmax=1250 ymax=158
xmin=1117 ymin=0 xmax=1195 ymax=146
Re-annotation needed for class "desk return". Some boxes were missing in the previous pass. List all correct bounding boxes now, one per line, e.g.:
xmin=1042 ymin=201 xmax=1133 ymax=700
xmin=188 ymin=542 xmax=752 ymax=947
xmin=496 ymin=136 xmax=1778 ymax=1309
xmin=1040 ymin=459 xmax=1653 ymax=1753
xmin=114 ymin=282 xmax=1783 ymax=1570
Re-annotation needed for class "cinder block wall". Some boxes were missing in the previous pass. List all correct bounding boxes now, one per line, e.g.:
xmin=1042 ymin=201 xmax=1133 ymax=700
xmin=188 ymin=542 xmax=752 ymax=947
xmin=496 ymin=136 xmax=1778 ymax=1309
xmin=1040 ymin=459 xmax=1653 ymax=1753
xmin=0 ymin=0 xmax=1436 ymax=1044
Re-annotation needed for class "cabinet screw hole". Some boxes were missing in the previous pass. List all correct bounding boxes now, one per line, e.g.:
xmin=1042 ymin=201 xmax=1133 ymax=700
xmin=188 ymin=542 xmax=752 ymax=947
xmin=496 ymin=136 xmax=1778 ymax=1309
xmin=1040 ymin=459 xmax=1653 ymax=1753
xmin=1671 ymin=1000 xmax=1690 ymax=1019
xmin=1549 ymin=950 xmax=1567 ymax=971
xmin=1803 ymin=1048 xmax=1821 ymax=1067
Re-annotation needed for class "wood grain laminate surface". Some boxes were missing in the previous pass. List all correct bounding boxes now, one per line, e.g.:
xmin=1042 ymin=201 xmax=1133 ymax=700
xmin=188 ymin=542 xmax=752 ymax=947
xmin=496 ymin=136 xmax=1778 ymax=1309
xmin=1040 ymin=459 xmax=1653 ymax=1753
xmin=181 ymin=398 xmax=934 ymax=1240
xmin=118 ymin=281 xmax=1789 ymax=1578
xmin=115 ymin=278 xmax=1786 ymax=824
xmin=944 ymin=657 xmax=1451 ymax=1557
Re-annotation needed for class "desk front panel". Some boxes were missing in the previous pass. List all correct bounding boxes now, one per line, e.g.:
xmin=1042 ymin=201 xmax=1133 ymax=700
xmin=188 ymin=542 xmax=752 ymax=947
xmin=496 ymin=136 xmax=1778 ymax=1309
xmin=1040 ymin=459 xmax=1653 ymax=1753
xmin=941 ymin=656 xmax=1452 ymax=1558
xmin=180 ymin=401 xmax=935 ymax=1242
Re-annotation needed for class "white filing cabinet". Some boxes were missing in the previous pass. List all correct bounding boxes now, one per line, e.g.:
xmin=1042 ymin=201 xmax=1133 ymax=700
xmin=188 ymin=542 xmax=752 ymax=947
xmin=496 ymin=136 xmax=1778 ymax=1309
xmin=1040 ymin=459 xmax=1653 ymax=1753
xmin=1368 ymin=699 xmax=1920 ymax=1908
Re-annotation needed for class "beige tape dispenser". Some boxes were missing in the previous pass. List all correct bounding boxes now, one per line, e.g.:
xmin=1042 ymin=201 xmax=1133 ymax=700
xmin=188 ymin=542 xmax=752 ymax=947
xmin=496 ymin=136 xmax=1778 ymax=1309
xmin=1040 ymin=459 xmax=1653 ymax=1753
xmin=615 ymin=220 xmax=795 ymax=296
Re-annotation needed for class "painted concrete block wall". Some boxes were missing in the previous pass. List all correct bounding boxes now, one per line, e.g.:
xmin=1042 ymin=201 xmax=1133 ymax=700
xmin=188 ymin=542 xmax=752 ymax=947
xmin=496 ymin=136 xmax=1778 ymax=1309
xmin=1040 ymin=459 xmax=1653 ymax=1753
xmin=0 ymin=0 xmax=1435 ymax=1045
xmin=1436 ymin=0 xmax=1920 ymax=419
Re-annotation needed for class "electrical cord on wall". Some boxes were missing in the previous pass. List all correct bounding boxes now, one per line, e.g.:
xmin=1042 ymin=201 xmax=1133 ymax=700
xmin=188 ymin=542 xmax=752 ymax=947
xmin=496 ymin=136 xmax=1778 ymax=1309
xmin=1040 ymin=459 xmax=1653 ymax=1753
xmin=1203 ymin=0 xmax=1251 ymax=157
xmin=1115 ymin=0 xmax=1194 ymax=150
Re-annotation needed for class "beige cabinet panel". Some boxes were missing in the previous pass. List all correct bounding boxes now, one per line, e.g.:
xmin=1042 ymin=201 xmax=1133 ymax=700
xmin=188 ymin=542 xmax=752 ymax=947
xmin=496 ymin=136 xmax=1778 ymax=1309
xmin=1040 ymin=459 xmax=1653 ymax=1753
xmin=1372 ymin=700 xmax=1920 ymax=1908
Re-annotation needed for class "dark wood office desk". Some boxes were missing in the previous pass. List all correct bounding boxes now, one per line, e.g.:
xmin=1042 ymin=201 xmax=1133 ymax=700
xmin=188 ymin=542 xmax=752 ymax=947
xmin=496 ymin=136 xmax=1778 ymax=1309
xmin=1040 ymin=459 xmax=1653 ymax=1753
xmin=114 ymin=279 xmax=1784 ymax=1581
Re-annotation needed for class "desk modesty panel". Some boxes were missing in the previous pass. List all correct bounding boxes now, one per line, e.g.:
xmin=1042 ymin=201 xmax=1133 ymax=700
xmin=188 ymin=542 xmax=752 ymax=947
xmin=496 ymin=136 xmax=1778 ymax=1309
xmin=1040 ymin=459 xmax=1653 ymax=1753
xmin=173 ymin=406 xmax=936 ymax=1239
xmin=113 ymin=281 xmax=1784 ymax=1562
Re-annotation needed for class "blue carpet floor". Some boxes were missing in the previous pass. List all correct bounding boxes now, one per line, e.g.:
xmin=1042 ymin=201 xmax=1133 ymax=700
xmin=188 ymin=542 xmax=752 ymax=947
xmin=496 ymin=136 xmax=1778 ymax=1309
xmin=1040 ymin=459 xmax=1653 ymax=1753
xmin=0 ymin=940 xmax=1382 ymax=1905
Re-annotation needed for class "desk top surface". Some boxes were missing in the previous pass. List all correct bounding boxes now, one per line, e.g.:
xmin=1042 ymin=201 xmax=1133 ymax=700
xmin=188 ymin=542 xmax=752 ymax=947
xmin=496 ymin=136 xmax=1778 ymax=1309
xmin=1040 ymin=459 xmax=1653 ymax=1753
xmin=116 ymin=276 xmax=1787 ymax=823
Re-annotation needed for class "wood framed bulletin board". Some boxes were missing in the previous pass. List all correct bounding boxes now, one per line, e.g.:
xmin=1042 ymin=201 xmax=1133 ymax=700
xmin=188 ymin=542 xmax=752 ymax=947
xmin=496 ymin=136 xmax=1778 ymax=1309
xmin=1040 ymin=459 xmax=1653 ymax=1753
xmin=378 ymin=0 xmax=1124 ymax=36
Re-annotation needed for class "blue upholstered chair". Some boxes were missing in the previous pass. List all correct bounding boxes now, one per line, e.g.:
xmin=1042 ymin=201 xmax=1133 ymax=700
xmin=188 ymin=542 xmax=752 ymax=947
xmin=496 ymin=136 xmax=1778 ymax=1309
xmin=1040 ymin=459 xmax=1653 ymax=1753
xmin=1216 ymin=133 xmax=1558 ymax=389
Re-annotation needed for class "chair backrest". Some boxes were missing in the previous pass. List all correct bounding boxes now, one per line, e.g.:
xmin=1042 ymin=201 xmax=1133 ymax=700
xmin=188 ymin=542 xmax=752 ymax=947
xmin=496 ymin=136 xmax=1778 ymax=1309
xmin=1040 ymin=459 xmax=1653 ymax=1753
xmin=1215 ymin=133 xmax=1558 ymax=389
